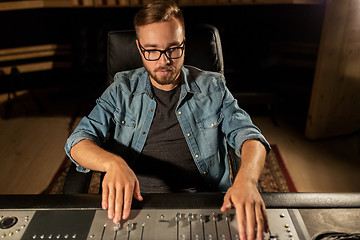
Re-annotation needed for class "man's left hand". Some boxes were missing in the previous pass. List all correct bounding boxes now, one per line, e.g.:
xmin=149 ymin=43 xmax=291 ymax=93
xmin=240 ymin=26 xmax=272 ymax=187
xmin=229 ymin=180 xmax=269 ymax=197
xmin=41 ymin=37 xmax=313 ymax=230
xmin=220 ymin=180 xmax=268 ymax=240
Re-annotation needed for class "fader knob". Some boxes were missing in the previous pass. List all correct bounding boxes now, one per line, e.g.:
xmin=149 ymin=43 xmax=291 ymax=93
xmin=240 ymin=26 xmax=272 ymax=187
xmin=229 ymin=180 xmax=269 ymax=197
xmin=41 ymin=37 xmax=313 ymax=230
xmin=126 ymin=222 xmax=134 ymax=231
xmin=187 ymin=213 xmax=195 ymax=222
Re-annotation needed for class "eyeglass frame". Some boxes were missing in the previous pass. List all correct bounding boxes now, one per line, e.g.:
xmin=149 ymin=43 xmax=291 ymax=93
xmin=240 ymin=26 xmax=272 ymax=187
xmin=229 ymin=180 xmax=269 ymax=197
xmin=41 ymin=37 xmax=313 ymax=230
xmin=137 ymin=40 xmax=186 ymax=61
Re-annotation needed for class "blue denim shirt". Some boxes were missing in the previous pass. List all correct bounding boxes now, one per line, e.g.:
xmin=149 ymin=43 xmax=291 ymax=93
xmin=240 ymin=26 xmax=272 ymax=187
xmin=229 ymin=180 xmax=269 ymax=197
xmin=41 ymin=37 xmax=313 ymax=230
xmin=65 ymin=66 xmax=270 ymax=191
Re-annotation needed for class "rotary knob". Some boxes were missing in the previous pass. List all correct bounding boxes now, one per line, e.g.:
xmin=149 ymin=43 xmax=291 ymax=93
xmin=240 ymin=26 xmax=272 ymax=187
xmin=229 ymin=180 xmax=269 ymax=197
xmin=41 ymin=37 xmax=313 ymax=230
xmin=0 ymin=217 xmax=18 ymax=229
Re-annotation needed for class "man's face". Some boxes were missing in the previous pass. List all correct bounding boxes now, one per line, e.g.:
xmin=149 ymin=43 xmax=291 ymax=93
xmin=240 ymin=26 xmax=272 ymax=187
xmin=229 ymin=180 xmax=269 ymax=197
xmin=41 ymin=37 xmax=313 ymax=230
xmin=136 ymin=17 xmax=185 ymax=90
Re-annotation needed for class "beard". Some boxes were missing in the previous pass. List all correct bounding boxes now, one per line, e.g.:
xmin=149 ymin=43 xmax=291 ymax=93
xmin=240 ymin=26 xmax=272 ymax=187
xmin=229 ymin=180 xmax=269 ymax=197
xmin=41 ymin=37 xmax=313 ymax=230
xmin=145 ymin=64 xmax=182 ymax=86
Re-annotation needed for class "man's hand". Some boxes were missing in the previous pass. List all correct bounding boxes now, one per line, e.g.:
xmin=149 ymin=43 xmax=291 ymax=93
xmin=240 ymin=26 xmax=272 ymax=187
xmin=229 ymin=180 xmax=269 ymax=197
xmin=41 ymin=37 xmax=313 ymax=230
xmin=220 ymin=180 xmax=268 ymax=240
xmin=101 ymin=160 xmax=143 ymax=223
xmin=70 ymin=139 xmax=143 ymax=223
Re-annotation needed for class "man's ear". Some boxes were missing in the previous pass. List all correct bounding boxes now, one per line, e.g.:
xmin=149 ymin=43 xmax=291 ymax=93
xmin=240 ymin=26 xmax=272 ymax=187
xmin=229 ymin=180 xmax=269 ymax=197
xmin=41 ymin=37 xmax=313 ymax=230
xmin=135 ymin=39 xmax=142 ymax=55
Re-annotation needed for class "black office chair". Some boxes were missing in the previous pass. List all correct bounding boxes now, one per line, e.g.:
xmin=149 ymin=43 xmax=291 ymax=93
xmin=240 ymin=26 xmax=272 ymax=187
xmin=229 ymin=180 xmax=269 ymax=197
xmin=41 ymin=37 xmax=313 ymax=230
xmin=63 ymin=24 xmax=240 ymax=194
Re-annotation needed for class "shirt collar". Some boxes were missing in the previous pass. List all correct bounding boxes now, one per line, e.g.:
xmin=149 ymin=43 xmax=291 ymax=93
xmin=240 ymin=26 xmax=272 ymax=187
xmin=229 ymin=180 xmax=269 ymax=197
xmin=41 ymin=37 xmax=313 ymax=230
xmin=181 ymin=66 xmax=201 ymax=95
xmin=133 ymin=68 xmax=153 ymax=98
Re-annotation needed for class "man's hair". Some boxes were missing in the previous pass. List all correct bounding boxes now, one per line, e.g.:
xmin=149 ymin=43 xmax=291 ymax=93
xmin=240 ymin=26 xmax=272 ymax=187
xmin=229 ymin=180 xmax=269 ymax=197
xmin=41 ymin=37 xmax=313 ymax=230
xmin=134 ymin=0 xmax=185 ymax=36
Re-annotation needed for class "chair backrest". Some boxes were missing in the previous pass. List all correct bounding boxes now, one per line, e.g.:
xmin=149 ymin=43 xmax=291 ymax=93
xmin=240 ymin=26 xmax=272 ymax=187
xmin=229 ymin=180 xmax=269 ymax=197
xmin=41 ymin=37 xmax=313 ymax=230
xmin=107 ymin=24 xmax=224 ymax=85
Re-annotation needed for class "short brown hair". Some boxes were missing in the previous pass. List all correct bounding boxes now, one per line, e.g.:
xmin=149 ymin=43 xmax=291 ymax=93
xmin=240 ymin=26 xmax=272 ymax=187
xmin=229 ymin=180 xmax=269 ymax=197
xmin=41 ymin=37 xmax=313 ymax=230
xmin=134 ymin=0 xmax=185 ymax=36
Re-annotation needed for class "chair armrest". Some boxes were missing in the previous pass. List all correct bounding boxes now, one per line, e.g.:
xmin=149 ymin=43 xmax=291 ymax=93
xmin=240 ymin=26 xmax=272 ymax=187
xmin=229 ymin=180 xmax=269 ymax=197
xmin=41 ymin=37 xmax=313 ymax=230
xmin=227 ymin=143 xmax=241 ymax=182
xmin=63 ymin=162 xmax=93 ymax=194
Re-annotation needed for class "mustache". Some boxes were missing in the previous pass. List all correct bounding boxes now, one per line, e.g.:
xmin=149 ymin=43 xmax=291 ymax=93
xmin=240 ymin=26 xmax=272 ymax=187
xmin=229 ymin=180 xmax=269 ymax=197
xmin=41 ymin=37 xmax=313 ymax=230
xmin=155 ymin=66 xmax=175 ymax=72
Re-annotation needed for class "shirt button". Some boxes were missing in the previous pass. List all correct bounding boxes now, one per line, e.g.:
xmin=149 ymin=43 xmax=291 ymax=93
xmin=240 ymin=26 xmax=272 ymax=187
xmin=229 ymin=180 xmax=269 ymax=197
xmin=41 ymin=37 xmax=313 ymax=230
xmin=178 ymin=111 xmax=182 ymax=115
xmin=121 ymin=121 xmax=125 ymax=124
xmin=210 ymin=123 xmax=214 ymax=127
xmin=142 ymin=132 xmax=146 ymax=135
xmin=150 ymin=109 xmax=154 ymax=112
xmin=203 ymin=171 xmax=207 ymax=175
xmin=187 ymin=133 xmax=191 ymax=137
xmin=195 ymin=154 xmax=199 ymax=158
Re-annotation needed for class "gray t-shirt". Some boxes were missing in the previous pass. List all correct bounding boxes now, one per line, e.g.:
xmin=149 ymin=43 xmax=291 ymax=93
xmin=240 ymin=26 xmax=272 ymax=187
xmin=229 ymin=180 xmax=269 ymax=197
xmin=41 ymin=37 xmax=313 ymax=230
xmin=131 ymin=83 xmax=207 ymax=193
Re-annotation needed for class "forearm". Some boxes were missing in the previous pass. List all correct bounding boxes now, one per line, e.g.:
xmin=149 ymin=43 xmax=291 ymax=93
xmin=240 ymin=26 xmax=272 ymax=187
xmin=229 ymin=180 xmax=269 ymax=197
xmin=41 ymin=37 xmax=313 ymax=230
xmin=233 ymin=139 xmax=267 ymax=186
xmin=222 ymin=139 xmax=268 ymax=239
xmin=70 ymin=139 xmax=126 ymax=173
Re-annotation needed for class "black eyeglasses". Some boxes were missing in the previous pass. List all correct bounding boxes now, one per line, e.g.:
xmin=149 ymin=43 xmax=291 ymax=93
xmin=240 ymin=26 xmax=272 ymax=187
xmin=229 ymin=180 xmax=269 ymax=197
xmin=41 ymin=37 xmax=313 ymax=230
xmin=138 ymin=40 xmax=185 ymax=61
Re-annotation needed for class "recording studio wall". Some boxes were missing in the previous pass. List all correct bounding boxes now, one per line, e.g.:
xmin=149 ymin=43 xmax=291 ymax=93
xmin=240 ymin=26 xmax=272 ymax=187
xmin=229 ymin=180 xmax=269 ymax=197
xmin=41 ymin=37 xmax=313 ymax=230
xmin=0 ymin=4 xmax=325 ymax=104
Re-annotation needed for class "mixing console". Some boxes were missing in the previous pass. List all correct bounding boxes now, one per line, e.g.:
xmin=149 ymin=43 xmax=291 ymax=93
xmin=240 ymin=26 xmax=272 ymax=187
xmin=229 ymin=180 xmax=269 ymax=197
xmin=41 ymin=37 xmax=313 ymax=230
xmin=0 ymin=208 xmax=310 ymax=240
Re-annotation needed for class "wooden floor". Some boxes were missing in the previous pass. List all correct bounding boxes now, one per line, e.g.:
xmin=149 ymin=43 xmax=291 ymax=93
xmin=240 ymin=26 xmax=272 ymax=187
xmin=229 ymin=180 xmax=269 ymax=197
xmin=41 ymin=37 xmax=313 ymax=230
xmin=253 ymin=115 xmax=360 ymax=192
xmin=0 ymin=87 xmax=359 ymax=194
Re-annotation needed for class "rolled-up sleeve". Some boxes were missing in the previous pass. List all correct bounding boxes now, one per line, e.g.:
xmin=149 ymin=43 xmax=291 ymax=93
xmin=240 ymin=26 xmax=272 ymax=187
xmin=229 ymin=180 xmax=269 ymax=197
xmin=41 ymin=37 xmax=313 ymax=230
xmin=64 ymin=84 xmax=118 ymax=172
xmin=64 ymin=130 xmax=101 ymax=173
xmin=221 ymin=83 xmax=271 ymax=157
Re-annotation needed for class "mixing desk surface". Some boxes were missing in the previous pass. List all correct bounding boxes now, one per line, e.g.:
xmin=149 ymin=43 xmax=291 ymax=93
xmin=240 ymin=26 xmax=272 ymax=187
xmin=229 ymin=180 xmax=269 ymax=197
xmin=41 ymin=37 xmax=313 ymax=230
xmin=0 ymin=208 xmax=309 ymax=240
xmin=0 ymin=193 xmax=360 ymax=240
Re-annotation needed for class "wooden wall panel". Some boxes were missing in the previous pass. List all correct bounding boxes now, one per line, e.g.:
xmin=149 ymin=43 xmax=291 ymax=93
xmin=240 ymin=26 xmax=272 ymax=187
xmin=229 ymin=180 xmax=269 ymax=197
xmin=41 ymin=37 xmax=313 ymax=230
xmin=0 ymin=44 xmax=71 ymax=74
xmin=306 ymin=0 xmax=360 ymax=139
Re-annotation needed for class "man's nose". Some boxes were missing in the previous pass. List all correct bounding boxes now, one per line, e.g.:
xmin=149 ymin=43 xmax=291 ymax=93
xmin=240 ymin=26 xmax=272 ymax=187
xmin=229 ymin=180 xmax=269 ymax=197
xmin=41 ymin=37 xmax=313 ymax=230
xmin=159 ymin=52 xmax=171 ymax=64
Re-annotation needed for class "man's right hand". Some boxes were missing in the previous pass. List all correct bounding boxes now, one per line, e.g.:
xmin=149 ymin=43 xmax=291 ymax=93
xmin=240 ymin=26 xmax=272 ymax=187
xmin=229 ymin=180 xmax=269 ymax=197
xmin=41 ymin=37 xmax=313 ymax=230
xmin=70 ymin=139 xmax=143 ymax=223
xmin=101 ymin=160 xmax=143 ymax=223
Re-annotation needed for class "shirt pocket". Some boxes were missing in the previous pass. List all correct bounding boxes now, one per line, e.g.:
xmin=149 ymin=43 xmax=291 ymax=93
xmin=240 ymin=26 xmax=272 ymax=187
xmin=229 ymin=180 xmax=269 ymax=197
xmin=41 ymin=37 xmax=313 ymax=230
xmin=113 ymin=110 xmax=137 ymax=146
xmin=114 ymin=110 xmax=136 ymax=128
xmin=197 ymin=112 xmax=224 ymax=150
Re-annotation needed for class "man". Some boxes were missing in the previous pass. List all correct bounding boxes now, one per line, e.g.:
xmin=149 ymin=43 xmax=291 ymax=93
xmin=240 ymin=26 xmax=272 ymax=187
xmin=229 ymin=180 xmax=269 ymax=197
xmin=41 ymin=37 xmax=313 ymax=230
xmin=65 ymin=1 xmax=271 ymax=239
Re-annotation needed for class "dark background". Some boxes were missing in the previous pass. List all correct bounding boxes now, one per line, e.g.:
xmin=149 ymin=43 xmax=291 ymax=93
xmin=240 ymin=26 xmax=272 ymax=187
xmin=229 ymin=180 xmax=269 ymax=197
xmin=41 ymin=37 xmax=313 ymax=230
xmin=0 ymin=3 xmax=326 ymax=114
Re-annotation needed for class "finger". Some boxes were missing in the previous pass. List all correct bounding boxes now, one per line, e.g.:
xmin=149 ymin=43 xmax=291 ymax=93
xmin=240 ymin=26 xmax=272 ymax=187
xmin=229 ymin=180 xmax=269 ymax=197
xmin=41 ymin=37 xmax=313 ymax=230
xmin=220 ymin=193 xmax=232 ymax=212
xmin=122 ymin=183 xmax=133 ymax=220
xmin=245 ymin=202 xmax=256 ymax=240
xmin=255 ymin=203 xmax=265 ymax=240
xmin=236 ymin=203 xmax=247 ymax=240
xmin=113 ymin=185 xmax=123 ymax=223
xmin=262 ymin=204 xmax=269 ymax=233
xmin=134 ymin=179 xmax=143 ymax=201
xmin=107 ymin=185 xmax=116 ymax=220
xmin=102 ymin=184 xmax=109 ymax=210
